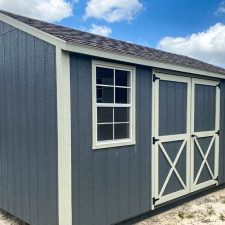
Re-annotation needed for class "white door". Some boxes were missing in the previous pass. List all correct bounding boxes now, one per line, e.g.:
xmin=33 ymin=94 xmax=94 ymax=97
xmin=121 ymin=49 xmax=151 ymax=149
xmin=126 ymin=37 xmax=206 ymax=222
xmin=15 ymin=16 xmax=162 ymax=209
xmin=152 ymin=73 xmax=220 ymax=208
xmin=190 ymin=79 xmax=220 ymax=192
xmin=152 ymin=73 xmax=191 ymax=206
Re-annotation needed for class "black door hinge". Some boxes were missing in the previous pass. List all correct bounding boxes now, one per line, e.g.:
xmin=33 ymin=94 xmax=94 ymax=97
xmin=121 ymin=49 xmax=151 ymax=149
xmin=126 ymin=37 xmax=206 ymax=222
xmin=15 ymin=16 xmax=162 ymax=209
xmin=153 ymin=74 xmax=160 ymax=82
xmin=215 ymin=176 xmax=219 ymax=182
xmin=216 ymin=130 xmax=220 ymax=135
xmin=217 ymin=83 xmax=220 ymax=89
xmin=153 ymin=137 xmax=160 ymax=144
xmin=152 ymin=197 xmax=159 ymax=205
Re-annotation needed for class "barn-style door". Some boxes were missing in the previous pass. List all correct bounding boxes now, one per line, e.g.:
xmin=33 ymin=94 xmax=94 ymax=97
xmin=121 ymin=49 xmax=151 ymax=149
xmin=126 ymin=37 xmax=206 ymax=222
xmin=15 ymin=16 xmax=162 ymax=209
xmin=191 ymin=79 xmax=220 ymax=192
xmin=152 ymin=73 xmax=191 ymax=206
xmin=152 ymin=73 xmax=220 ymax=208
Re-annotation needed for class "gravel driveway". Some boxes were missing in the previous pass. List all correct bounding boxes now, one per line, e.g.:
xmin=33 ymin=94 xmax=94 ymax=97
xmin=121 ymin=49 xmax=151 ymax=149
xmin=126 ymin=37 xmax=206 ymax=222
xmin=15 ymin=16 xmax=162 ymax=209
xmin=135 ymin=188 xmax=225 ymax=225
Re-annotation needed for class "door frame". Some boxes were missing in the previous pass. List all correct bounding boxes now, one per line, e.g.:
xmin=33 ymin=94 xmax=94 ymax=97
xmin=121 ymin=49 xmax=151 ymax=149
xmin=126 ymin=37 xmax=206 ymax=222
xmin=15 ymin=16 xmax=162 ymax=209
xmin=190 ymin=78 xmax=220 ymax=192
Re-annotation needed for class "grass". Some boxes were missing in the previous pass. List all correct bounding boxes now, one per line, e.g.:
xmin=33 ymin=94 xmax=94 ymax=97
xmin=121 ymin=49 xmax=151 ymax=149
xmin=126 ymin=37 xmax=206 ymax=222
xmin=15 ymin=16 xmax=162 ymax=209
xmin=202 ymin=218 xmax=211 ymax=223
xmin=220 ymin=214 xmax=225 ymax=222
xmin=206 ymin=206 xmax=215 ymax=216
xmin=178 ymin=211 xmax=195 ymax=220
xmin=178 ymin=211 xmax=185 ymax=219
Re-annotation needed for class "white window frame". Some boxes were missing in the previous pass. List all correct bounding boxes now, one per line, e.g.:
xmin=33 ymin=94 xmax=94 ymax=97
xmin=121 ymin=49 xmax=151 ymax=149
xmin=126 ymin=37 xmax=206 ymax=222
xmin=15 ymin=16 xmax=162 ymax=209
xmin=92 ymin=60 xmax=136 ymax=149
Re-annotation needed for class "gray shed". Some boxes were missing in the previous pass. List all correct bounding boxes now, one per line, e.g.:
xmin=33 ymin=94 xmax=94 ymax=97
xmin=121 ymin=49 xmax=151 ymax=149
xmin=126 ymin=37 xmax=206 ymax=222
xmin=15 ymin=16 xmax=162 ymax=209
xmin=0 ymin=9 xmax=225 ymax=225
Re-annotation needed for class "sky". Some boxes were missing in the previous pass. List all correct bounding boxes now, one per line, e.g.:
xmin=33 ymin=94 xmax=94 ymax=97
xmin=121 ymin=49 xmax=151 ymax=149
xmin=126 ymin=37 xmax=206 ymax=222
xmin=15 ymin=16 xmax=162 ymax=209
xmin=1 ymin=0 xmax=225 ymax=67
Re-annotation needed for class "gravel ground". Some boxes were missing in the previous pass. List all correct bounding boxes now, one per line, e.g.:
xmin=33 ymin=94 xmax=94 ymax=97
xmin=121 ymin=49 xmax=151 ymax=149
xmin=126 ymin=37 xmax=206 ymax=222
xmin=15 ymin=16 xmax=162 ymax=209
xmin=135 ymin=188 xmax=225 ymax=225
xmin=0 ymin=211 xmax=24 ymax=225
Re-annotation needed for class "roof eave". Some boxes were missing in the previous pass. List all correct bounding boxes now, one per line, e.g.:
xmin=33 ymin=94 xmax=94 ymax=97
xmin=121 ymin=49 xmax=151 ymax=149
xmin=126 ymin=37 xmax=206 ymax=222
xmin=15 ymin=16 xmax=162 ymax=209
xmin=64 ymin=42 xmax=225 ymax=79
xmin=0 ymin=11 xmax=225 ymax=79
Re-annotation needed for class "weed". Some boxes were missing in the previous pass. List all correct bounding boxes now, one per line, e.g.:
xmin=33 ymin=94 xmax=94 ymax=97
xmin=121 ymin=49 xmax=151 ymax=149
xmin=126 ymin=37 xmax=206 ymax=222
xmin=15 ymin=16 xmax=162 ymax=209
xmin=178 ymin=211 xmax=185 ymax=219
xmin=220 ymin=214 xmax=225 ymax=221
xmin=186 ymin=212 xmax=195 ymax=219
xmin=207 ymin=206 xmax=215 ymax=215
xmin=202 ymin=218 xmax=211 ymax=223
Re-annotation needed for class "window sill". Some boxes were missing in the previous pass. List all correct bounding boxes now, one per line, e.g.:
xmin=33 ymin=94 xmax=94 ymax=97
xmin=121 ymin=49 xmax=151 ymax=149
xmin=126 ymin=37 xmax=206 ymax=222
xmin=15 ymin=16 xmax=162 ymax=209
xmin=92 ymin=139 xmax=136 ymax=150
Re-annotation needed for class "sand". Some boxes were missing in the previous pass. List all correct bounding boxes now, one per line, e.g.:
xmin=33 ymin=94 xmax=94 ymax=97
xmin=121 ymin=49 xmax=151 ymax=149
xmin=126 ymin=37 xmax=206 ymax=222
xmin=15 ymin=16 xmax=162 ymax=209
xmin=136 ymin=188 xmax=225 ymax=225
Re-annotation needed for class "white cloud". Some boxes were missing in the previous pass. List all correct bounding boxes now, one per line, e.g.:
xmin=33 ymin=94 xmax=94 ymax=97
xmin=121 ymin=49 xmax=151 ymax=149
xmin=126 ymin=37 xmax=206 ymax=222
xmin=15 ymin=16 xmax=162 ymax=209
xmin=216 ymin=0 xmax=225 ymax=15
xmin=88 ymin=24 xmax=112 ymax=37
xmin=157 ymin=23 xmax=225 ymax=68
xmin=84 ymin=0 xmax=143 ymax=23
xmin=0 ymin=0 xmax=74 ymax=22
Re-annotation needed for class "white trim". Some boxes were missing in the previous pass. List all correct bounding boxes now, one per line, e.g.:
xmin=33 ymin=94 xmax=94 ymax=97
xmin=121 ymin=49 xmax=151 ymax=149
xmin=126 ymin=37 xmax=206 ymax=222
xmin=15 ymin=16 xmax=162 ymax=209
xmin=1 ymin=12 xmax=225 ymax=80
xmin=64 ymin=44 xmax=225 ymax=79
xmin=56 ymin=48 xmax=72 ymax=225
xmin=92 ymin=60 xmax=136 ymax=149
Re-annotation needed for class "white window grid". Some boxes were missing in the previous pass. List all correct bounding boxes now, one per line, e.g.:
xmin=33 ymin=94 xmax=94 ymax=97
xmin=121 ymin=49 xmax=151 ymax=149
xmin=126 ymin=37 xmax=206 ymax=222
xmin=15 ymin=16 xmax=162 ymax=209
xmin=92 ymin=60 xmax=136 ymax=149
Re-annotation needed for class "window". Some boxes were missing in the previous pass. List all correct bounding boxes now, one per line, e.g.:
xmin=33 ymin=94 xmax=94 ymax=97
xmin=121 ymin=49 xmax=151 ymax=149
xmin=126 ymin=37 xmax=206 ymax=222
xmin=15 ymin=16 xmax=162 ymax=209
xmin=92 ymin=61 xmax=136 ymax=149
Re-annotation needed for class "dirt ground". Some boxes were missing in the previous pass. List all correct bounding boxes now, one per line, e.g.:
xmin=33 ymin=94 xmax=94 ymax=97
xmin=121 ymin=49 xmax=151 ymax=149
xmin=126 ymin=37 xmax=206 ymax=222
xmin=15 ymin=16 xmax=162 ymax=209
xmin=135 ymin=188 xmax=225 ymax=225
xmin=1 ymin=188 xmax=225 ymax=224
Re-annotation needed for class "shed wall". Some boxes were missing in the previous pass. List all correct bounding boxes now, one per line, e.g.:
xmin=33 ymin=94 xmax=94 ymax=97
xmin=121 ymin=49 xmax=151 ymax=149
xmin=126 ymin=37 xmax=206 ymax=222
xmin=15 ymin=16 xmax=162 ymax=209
xmin=70 ymin=53 xmax=152 ymax=225
xmin=0 ymin=21 xmax=58 ymax=225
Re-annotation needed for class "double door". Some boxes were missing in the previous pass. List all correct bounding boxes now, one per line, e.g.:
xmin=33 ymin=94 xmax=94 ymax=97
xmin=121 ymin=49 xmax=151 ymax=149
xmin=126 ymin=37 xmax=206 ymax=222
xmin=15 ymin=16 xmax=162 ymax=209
xmin=152 ymin=73 xmax=220 ymax=206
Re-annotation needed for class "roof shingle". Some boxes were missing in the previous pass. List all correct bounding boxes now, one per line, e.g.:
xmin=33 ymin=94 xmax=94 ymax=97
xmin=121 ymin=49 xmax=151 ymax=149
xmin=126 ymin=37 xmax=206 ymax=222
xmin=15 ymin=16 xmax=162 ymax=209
xmin=1 ymin=10 xmax=225 ymax=75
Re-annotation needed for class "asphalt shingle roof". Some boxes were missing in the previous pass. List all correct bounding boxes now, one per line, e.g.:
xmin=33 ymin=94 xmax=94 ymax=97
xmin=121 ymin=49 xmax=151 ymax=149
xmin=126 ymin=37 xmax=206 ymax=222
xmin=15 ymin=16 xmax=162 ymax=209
xmin=1 ymin=10 xmax=225 ymax=75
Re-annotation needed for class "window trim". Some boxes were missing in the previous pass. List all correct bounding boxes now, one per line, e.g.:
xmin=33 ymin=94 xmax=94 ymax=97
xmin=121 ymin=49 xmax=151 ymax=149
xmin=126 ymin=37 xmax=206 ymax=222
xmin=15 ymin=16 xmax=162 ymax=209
xmin=92 ymin=60 xmax=136 ymax=149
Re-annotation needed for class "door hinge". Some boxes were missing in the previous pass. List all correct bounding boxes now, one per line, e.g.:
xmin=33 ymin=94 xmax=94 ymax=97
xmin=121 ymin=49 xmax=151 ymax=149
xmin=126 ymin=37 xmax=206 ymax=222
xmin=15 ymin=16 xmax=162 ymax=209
xmin=191 ymin=134 xmax=198 ymax=138
xmin=216 ymin=130 xmax=220 ymax=135
xmin=217 ymin=83 xmax=220 ymax=89
xmin=153 ymin=74 xmax=160 ymax=82
xmin=152 ymin=197 xmax=159 ymax=205
xmin=153 ymin=137 xmax=160 ymax=144
xmin=215 ymin=176 xmax=219 ymax=182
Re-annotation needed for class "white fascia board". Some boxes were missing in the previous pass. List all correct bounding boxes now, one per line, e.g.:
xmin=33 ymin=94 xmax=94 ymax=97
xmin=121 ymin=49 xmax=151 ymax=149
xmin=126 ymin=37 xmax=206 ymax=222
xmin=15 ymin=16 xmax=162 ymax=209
xmin=0 ymin=12 xmax=66 ymax=47
xmin=64 ymin=43 xmax=225 ymax=79
xmin=1 ymin=11 xmax=225 ymax=79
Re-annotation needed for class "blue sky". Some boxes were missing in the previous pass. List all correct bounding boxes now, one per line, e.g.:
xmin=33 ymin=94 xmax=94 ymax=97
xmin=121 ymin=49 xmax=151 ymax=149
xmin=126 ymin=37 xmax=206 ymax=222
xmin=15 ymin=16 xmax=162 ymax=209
xmin=60 ymin=0 xmax=225 ymax=47
xmin=1 ymin=0 xmax=225 ymax=67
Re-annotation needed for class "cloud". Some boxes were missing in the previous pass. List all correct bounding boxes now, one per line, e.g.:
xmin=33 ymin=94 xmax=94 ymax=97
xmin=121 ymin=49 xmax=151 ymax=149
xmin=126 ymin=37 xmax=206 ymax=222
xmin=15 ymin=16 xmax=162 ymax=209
xmin=215 ymin=0 xmax=225 ymax=15
xmin=88 ymin=24 xmax=112 ymax=37
xmin=0 ymin=0 xmax=74 ymax=22
xmin=84 ymin=0 xmax=143 ymax=23
xmin=157 ymin=23 xmax=225 ymax=68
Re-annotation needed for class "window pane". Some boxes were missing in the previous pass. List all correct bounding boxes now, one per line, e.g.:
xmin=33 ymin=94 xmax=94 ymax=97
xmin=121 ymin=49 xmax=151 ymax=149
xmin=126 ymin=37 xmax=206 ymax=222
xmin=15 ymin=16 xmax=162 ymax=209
xmin=97 ymin=86 xmax=114 ymax=103
xmin=114 ymin=108 xmax=129 ymax=122
xmin=114 ymin=124 xmax=129 ymax=139
xmin=97 ymin=107 xmax=113 ymax=123
xmin=115 ymin=70 xmax=130 ymax=87
xmin=96 ymin=67 xmax=114 ymax=85
xmin=115 ymin=88 xmax=130 ymax=103
xmin=98 ymin=124 xmax=113 ymax=141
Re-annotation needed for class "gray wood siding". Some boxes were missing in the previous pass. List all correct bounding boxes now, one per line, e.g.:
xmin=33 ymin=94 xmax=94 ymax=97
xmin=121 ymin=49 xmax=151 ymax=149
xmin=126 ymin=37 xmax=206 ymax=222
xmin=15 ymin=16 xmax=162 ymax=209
xmin=219 ymin=80 xmax=225 ymax=184
xmin=70 ymin=54 xmax=152 ymax=225
xmin=0 ymin=21 xmax=58 ymax=225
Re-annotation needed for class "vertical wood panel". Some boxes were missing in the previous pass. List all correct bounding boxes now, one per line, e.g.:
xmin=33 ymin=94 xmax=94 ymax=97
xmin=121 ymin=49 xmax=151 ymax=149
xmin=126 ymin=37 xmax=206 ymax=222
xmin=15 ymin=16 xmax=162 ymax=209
xmin=71 ymin=56 xmax=152 ymax=225
xmin=0 ymin=21 xmax=58 ymax=225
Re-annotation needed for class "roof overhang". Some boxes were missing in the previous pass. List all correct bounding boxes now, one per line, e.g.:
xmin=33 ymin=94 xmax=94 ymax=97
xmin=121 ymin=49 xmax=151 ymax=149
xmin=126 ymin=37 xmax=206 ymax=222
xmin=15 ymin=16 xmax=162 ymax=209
xmin=1 ymin=12 xmax=225 ymax=79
